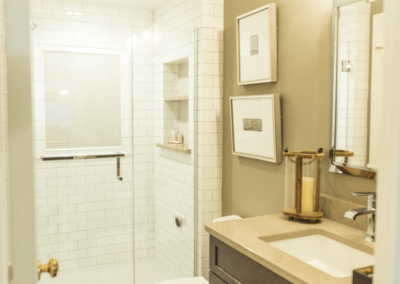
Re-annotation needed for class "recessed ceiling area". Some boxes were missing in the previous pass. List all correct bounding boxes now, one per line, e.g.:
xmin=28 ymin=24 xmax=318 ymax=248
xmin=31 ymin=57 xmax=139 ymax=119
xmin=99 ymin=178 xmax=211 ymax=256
xmin=78 ymin=0 xmax=168 ymax=9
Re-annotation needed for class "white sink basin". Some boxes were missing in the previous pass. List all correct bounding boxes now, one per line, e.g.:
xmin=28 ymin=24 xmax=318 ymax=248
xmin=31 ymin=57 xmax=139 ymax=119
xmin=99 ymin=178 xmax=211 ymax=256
xmin=268 ymin=234 xmax=374 ymax=278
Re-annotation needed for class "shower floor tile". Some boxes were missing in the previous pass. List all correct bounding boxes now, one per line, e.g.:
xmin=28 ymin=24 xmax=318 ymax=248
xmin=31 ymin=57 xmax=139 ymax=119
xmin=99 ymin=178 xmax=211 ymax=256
xmin=41 ymin=259 xmax=175 ymax=284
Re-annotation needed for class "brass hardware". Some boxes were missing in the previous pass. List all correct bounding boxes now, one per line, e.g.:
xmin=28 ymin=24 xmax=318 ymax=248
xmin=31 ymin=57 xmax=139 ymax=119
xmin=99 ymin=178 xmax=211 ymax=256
xmin=295 ymin=157 xmax=303 ymax=214
xmin=282 ymin=208 xmax=323 ymax=222
xmin=37 ymin=258 xmax=59 ymax=280
xmin=332 ymin=149 xmax=354 ymax=163
xmin=315 ymin=158 xmax=321 ymax=211
xmin=354 ymin=265 xmax=374 ymax=282
xmin=357 ymin=266 xmax=374 ymax=276
xmin=333 ymin=149 xmax=354 ymax=158
xmin=283 ymin=151 xmax=325 ymax=159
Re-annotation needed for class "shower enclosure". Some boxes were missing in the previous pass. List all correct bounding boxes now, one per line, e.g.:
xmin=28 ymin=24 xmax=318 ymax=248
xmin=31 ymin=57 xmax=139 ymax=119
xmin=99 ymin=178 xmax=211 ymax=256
xmin=26 ymin=1 xmax=197 ymax=283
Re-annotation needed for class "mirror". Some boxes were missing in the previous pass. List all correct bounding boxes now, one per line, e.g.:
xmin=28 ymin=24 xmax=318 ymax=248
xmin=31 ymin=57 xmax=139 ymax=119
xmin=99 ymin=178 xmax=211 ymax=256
xmin=331 ymin=0 xmax=384 ymax=179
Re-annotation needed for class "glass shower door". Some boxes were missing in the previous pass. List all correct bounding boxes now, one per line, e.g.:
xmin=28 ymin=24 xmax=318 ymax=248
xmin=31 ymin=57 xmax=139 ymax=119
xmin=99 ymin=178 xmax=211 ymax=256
xmin=28 ymin=2 xmax=198 ymax=284
xmin=30 ymin=1 xmax=135 ymax=283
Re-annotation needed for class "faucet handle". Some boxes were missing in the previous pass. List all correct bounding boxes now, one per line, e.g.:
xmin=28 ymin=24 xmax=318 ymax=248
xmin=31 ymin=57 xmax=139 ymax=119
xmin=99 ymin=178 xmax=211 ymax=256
xmin=352 ymin=192 xmax=376 ymax=197
xmin=352 ymin=192 xmax=376 ymax=210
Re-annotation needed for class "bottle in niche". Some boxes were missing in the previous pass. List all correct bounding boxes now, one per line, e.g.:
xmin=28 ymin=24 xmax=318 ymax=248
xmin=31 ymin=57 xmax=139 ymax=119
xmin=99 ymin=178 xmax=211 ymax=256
xmin=172 ymin=130 xmax=178 ymax=141
xmin=169 ymin=131 xmax=179 ymax=144
xmin=178 ymin=131 xmax=184 ymax=143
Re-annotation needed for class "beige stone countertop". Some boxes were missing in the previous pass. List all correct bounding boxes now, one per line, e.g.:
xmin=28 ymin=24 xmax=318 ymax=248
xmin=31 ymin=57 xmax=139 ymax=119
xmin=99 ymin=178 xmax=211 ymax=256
xmin=205 ymin=214 xmax=375 ymax=284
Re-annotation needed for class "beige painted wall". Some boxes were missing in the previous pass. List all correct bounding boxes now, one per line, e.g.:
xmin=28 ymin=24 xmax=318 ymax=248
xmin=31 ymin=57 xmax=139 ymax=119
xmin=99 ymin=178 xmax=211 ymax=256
xmin=223 ymin=0 xmax=376 ymax=217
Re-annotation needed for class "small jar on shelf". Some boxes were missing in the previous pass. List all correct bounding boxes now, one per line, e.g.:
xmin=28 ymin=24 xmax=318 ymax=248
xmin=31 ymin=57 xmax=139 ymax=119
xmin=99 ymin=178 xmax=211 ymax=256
xmin=178 ymin=131 xmax=184 ymax=143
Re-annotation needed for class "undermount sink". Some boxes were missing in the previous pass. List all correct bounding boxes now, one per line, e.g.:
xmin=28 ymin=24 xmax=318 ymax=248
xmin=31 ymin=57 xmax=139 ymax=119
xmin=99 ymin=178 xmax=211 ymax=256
xmin=267 ymin=234 xmax=374 ymax=278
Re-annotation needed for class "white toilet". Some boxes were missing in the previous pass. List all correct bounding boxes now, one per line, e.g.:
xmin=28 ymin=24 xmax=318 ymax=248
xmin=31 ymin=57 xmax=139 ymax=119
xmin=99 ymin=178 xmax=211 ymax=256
xmin=211 ymin=215 xmax=242 ymax=223
xmin=155 ymin=215 xmax=242 ymax=284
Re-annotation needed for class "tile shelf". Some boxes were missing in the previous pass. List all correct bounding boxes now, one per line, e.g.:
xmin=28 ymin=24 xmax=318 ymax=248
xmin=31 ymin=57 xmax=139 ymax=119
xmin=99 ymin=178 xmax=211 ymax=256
xmin=164 ymin=96 xmax=189 ymax=102
xmin=156 ymin=143 xmax=191 ymax=154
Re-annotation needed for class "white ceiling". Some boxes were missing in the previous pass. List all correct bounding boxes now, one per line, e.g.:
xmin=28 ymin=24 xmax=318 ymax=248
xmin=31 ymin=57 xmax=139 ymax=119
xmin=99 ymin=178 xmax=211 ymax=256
xmin=79 ymin=0 xmax=168 ymax=9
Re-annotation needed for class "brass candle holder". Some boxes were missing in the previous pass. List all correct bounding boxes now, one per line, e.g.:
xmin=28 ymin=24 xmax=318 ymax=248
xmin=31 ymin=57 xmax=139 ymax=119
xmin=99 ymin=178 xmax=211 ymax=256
xmin=283 ymin=148 xmax=325 ymax=223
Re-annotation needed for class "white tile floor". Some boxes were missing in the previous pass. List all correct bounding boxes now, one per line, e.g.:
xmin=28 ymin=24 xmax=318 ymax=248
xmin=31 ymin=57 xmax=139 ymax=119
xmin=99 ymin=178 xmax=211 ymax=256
xmin=41 ymin=259 xmax=175 ymax=284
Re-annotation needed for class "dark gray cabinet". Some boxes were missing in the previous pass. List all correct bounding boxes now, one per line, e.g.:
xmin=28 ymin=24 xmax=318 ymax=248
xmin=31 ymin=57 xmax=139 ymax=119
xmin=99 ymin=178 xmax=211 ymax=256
xmin=209 ymin=236 xmax=292 ymax=284
xmin=210 ymin=272 xmax=228 ymax=284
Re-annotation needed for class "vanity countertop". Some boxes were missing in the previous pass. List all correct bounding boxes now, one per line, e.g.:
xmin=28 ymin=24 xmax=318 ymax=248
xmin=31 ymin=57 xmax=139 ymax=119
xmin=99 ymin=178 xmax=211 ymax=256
xmin=205 ymin=214 xmax=375 ymax=284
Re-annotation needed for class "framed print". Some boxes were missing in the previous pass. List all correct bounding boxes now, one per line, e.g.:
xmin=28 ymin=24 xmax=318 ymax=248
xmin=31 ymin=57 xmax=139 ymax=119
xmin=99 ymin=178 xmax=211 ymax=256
xmin=230 ymin=94 xmax=282 ymax=163
xmin=236 ymin=4 xmax=277 ymax=85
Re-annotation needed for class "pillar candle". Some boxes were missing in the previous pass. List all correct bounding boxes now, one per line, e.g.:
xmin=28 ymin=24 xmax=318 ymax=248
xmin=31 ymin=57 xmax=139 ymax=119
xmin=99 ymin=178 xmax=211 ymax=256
xmin=302 ymin=177 xmax=314 ymax=213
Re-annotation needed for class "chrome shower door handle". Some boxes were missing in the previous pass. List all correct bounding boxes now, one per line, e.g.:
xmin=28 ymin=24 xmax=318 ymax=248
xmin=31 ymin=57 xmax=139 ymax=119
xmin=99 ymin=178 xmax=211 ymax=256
xmin=117 ymin=157 xmax=123 ymax=181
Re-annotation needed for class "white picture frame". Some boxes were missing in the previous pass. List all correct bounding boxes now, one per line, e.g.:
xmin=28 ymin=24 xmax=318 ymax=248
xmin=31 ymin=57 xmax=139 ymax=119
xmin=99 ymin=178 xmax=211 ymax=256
xmin=236 ymin=4 xmax=278 ymax=85
xmin=230 ymin=94 xmax=282 ymax=163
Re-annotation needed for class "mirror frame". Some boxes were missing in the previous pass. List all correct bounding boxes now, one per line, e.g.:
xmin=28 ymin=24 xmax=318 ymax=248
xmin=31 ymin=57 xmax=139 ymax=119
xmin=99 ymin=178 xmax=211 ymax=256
xmin=330 ymin=0 xmax=377 ymax=180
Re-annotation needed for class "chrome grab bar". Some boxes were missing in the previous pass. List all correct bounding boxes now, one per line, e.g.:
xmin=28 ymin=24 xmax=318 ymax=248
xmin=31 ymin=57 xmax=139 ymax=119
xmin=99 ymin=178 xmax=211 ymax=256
xmin=41 ymin=153 xmax=125 ymax=181
xmin=41 ymin=153 xmax=125 ymax=161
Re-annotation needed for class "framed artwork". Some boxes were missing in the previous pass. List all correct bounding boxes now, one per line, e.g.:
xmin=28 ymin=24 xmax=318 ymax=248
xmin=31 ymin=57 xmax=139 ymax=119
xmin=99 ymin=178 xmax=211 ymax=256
xmin=230 ymin=94 xmax=282 ymax=163
xmin=236 ymin=4 xmax=277 ymax=85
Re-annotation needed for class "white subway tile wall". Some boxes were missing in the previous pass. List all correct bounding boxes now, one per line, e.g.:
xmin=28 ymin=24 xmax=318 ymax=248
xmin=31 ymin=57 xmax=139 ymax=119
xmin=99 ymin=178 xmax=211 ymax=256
xmin=0 ymin=0 xmax=11 ymax=283
xmin=336 ymin=2 xmax=370 ymax=165
xmin=154 ymin=0 xmax=224 ymax=279
xmin=153 ymin=24 xmax=197 ymax=278
xmin=132 ymin=21 xmax=156 ymax=264
xmin=31 ymin=0 xmax=155 ymax=276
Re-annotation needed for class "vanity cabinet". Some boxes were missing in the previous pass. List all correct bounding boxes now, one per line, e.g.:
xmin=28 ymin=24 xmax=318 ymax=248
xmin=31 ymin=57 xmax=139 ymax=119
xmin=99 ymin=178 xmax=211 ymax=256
xmin=209 ymin=236 xmax=292 ymax=284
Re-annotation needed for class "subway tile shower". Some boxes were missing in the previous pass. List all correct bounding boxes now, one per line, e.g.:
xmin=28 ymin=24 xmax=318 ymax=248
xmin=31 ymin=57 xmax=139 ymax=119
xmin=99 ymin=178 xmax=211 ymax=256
xmin=0 ymin=0 xmax=223 ymax=283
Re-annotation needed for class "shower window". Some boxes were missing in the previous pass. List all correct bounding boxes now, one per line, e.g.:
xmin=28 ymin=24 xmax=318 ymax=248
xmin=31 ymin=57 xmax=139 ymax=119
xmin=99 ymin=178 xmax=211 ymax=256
xmin=44 ymin=51 xmax=121 ymax=149
xmin=33 ymin=43 xmax=132 ymax=158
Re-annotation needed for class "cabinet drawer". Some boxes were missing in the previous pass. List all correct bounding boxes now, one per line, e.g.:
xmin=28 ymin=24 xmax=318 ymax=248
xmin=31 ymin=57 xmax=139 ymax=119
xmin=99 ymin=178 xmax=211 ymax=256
xmin=210 ymin=272 xmax=228 ymax=284
xmin=210 ymin=236 xmax=292 ymax=284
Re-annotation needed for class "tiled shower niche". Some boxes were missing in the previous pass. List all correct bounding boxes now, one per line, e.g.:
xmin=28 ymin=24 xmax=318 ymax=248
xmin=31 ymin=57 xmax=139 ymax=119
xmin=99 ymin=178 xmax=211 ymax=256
xmin=157 ymin=57 xmax=193 ymax=154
